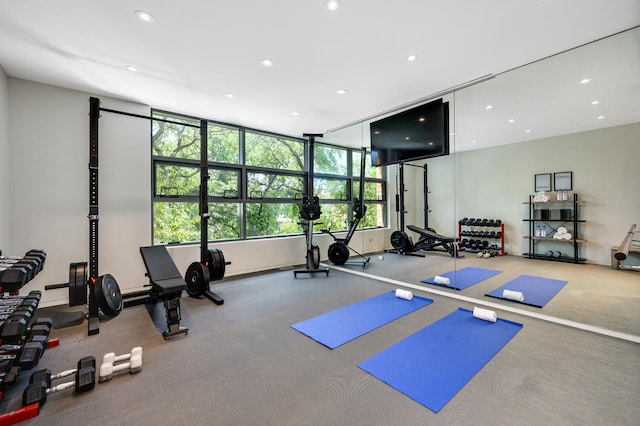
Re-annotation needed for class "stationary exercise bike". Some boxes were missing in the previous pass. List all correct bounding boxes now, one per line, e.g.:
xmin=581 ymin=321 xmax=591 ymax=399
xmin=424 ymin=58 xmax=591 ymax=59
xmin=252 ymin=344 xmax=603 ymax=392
xmin=323 ymin=147 xmax=371 ymax=267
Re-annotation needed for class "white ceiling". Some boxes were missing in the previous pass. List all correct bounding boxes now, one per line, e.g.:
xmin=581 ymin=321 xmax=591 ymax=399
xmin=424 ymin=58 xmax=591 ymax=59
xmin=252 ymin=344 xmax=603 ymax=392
xmin=1 ymin=0 xmax=639 ymax=147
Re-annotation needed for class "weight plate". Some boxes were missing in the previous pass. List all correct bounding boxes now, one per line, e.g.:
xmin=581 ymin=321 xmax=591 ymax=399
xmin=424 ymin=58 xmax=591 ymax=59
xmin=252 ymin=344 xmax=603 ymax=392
xmin=205 ymin=248 xmax=226 ymax=282
xmin=185 ymin=262 xmax=209 ymax=297
xmin=390 ymin=230 xmax=409 ymax=250
xmin=306 ymin=250 xmax=314 ymax=270
xmin=312 ymin=245 xmax=320 ymax=270
xmin=68 ymin=262 xmax=88 ymax=307
xmin=328 ymin=242 xmax=349 ymax=265
xmin=95 ymin=274 xmax=122 ymax=317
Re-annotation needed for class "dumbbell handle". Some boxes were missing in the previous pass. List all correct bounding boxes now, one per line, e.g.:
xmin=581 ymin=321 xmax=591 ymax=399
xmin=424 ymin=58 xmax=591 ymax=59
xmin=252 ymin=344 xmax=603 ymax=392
xmin=114 ymin=353 xmax=131 ymax=363
xmin=50 ymin=368 xmax=77 ymax=381
xmin=112 ymin=362 xmax=133 ymax=374
xmin=47 ymin=380 xmax=75 ymax=394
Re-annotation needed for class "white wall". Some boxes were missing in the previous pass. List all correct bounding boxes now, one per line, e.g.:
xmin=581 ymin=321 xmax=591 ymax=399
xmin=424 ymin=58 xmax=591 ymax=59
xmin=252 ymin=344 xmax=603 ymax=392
xmin=0 ymin=66 xmax=9 ymax=251
xmin=7 ymin=79 xmax=387 ymax=307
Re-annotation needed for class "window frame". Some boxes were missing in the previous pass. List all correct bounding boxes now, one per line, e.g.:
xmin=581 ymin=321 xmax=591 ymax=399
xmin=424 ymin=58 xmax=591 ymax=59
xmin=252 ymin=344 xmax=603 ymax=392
xmin=150 ymin=110 xmax=387 ymax=244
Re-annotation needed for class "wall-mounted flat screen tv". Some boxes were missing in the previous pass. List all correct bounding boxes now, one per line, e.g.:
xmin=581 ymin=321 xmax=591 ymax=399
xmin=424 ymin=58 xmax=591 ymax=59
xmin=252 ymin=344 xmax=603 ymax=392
xmin=370 ymin=98 xmax=450 ymax=167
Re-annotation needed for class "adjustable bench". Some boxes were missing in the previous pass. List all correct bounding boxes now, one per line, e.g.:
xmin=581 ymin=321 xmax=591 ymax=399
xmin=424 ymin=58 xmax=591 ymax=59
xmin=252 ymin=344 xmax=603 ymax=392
xmin=124 ymin=246 xmax=188 ymax=340
xmin=406 ymin=225 xmax=460 ymax=258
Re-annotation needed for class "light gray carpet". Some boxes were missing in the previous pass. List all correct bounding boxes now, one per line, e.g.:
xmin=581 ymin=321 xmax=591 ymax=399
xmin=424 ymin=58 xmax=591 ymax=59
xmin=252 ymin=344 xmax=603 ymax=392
xmin=1 ymin=254 xmax=639 ymax=425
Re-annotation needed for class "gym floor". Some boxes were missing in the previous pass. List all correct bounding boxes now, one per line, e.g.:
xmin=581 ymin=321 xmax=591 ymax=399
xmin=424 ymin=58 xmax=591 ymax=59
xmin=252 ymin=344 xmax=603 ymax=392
xmin=1 ymin=251 xmax=639 ymax=425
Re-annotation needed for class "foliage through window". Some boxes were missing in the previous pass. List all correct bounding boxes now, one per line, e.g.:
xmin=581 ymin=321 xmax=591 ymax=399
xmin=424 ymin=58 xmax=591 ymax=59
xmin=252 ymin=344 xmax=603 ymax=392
xmin=151 ymin=111 xmax=386 ymax=244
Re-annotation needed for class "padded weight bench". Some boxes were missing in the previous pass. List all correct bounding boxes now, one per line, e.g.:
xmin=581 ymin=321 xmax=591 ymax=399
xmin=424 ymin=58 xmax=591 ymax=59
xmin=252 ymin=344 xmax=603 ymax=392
xmin=125 ymin=246 xmax=188 ymax=340
xmin=406 ymin=225 xmax=460 ymax=258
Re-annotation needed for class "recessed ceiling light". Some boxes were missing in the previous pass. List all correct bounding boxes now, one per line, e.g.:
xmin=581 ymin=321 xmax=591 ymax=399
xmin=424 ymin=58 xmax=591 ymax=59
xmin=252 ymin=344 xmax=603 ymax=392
xmin=407 ymin=54 xmax=418 ymax=62
xmin=508 ymin=119 xmax=515 ymax=123
xmin=292 ymin=111 xmax=300 ymax=116
xmin=135 ymin=10 xmax=155 ymax=23
xmin=225 ymin=93 xmax=235 ymax=98
xmin=260 ymin=58 xmax=274 ymax=67
xmin=472 ymin=140 xmax=478 ymax=143
xmin=326 ymin=0 xmax=341 ymax=11
xmin=405 ymin=137 xmax=410 ymax=140
xmin=580 ymin=78 xmax=591 ymax=84
xmin=485 ymin=105 xmax=493 ymax=110
xmin=418 ymin=117 xmax=425 ymax=122
xmin=427 ymin=141 xmax=434 ymax=146
xmin=125 ymin=65 xmax=137 ymax=72
xmin=597 ymin=115 xmax=605 ymax=120
xmin=591 ymin=100 xmax=599 ymax=105
xmin=525 ymin=129 xmax=531 ymax=133
xmin=336 ymin=89 xmax=347 ymax=95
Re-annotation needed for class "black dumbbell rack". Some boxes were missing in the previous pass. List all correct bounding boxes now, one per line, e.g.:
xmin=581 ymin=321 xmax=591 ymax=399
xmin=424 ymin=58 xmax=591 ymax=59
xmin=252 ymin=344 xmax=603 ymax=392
xmin=458 ymin=218 xmax=505 ymax=256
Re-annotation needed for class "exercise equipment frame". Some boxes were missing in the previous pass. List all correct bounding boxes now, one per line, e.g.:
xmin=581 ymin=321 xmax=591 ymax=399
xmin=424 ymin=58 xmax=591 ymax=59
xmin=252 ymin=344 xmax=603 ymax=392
xmin=323 ymin=147 xmax=370 ymax=267
xmin=294 ymin=134 xmax=329 ymax=277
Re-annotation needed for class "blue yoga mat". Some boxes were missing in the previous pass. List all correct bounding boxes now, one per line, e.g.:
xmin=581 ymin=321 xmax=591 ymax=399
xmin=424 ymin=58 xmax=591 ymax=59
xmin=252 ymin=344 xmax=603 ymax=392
xmin=358 ymin=307 xmax=522 ymax=413
xmin=485 ymin=274 xmax=568 ymax=307
xmin=291 ymin=291 xmax=433 ymax=349
xmin=421 ymin=267 xmax=502 ymax=290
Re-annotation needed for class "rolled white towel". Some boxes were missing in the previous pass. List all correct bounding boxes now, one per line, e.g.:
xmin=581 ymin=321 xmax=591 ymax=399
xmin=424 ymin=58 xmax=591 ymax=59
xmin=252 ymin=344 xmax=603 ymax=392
xmin=502 ymin=289 xmax=525 ymax=302
xmin=557 ymin=226 xmax=568 ymax=234
xmin=433 ymin=275 xmax=451 ymax=285
xmin=553 ymin=232 xmax=563 ymax=239
xmin=562 ymin=233 xmax=572 ymax=240
xmin=473 ymin=307 xmax=497 ymax=323
xmin=395 ymin=289 xmax=413 ymax=300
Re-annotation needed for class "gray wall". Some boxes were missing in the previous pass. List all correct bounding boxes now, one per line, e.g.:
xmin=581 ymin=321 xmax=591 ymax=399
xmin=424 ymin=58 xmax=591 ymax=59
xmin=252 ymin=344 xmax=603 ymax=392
xmin=0 ymin=66 xmax=9 ymax=250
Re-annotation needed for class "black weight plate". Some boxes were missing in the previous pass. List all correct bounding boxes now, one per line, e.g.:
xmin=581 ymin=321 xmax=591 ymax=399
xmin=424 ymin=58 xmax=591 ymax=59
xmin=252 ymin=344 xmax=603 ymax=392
xmin=328 ymin=242 xmax=349 ymax=265
xmin=312 ymin=245 xmax=320 ymax=270
xmin=68 ymin=262 xmax=88 ymax=307
xmin=185 ymin=262 xmax=209 ymax=297
xmin=390 ymin=230 xmax=409 ymax=250
xmin=306 ymin=249 xmax=314 ymax=270
xmin=95 ymin=274 xmax=122 ymax=317
xmin=205 ymin=248 xmax=226 ymax=282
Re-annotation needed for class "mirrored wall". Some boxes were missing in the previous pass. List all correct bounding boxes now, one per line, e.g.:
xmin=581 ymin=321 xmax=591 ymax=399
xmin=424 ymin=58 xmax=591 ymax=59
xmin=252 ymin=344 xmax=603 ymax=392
xmin=327 ymin=26 xmax=640 ymax=336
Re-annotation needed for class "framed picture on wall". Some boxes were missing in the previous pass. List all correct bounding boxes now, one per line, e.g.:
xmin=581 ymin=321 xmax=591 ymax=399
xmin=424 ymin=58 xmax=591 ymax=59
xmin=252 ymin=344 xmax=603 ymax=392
xmin=554 ymin=171 xmax=573 ymax=191
xmin=534 ymin=173 xmax=552 ymax=192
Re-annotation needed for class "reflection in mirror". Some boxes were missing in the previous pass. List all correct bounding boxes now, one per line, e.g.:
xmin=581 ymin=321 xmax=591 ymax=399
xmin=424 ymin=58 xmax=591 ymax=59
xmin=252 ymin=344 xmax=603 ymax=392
xmin=328 ymin=27 xmax=639 ymax=338
xmin=449 ymin=26 xmax=639 ymax=336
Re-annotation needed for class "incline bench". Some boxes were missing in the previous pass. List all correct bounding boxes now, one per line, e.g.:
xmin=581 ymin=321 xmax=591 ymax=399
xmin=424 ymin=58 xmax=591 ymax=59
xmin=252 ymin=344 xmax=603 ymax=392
xmin=406 ymin=225 xmax=459 ymax=258
xmin=124 ymin=246 xmax=189 ymax=340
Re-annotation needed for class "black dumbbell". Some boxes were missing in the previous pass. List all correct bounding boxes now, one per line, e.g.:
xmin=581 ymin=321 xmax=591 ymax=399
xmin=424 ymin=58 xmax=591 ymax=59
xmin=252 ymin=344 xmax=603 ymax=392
xmin=0 ymin=360 xmax=21 ymax=387
xmin=0 ymin=266 xmax=28 ymax=289
xmin=23 ymin=356 xmax=96 ymax=407
xmin=0 ymin=259 xmax=37 ymax=283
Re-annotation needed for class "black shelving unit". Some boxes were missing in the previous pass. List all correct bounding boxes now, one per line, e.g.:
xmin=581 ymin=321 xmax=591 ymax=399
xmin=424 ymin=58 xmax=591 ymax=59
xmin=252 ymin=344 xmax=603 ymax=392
xmin=523 ymin=193 xmax=586 ymax=264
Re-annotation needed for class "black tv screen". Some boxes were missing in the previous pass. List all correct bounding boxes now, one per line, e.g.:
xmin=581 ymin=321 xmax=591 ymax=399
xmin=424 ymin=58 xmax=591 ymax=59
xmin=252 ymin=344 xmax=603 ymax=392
xmin=370 ymin=98 xmax=449 ymax=167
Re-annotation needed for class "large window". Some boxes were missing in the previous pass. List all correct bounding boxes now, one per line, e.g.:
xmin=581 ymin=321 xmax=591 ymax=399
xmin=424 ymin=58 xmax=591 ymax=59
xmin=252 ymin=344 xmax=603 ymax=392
xmin=151 ymin=111 xmax=386 ymax=244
